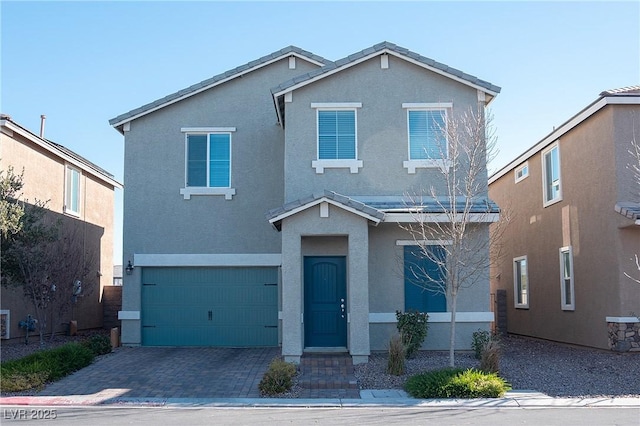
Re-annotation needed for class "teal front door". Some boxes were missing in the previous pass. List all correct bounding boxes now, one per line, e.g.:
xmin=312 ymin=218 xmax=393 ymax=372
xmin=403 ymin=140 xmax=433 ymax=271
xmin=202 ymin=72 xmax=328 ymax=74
xmin=304 ymin=256 xmax=347 ymax=347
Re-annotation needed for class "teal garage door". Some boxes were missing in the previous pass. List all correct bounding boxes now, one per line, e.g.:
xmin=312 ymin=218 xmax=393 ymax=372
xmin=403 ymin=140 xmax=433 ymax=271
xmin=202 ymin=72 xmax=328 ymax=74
xmin=141 ymin=267 xmax=278 ymax=347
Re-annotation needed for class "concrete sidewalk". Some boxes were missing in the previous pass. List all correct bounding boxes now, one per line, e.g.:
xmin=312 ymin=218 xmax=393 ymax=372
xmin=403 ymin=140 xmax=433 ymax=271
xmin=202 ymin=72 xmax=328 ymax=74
xmin=1 ymin=390 xmax=639 ymax=408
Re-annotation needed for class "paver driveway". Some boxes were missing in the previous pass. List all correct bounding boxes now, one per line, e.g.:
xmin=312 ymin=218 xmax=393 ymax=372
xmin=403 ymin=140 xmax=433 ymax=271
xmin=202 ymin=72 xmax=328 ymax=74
xmin=38 ymin=347 xmax=280 ymax=399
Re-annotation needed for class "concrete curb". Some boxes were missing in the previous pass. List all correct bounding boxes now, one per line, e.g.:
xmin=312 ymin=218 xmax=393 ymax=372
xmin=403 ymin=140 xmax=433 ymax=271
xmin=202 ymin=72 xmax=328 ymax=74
xmin=1 ymin=390 xmax=639 ymax=408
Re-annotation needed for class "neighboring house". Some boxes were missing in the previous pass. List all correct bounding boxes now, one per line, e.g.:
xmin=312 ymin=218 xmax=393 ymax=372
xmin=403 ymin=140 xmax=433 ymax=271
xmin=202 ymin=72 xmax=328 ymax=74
xmin=109 ymin=42 xmax=500 ymax=363
xmin=489 ymin=87 xmax=640 ymax=352
xmin=0 ymin=115 xmax=122 ymax=340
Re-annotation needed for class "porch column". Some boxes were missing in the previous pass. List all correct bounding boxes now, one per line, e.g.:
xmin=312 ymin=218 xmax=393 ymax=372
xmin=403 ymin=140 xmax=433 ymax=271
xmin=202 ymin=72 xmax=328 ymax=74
xmin=348 ymin=221 xmax=371 ymax=364
xmin=281 ymin=227 xmax=303 ymax=363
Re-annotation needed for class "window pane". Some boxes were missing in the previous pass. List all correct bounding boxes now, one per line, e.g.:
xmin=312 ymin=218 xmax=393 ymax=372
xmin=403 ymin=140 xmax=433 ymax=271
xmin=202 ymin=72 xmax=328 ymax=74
xmin=515 ymin=258 xmax=528 ymax=305
xmin=318 ymin=110 xmax=355 ymax=159
xmin=404 ymin=245 xmax=447 ymax=312
xmin=545 ymin=146 xmax=560 ymax=201
xmin=187 ymin=135 xmax=207 ymax=187
xmin=209 ymin=134 xmax=230 ymax=187
xmin=66 ymin=167 xmax=80 ymax=213
xmin=409 ymin=110 xmax=446 ymax=160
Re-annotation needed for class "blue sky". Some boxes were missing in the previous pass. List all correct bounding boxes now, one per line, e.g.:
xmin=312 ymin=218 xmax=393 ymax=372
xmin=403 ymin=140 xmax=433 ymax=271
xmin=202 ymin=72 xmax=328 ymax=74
xmin=2 ymin=1 xmax=639 ymax=263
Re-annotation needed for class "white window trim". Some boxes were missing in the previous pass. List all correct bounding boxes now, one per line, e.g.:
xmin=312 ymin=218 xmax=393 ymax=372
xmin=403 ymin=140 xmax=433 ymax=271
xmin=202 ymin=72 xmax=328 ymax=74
xmin=64 ymin=164 xmax=81 ymax=217
xmin=514 ymin=255 xmax=529 ymax=309
xmin=403 ymin=104 xmax=451 ymax=173
xmin=559 ymin=246 xmax=575 ymax=311
xmin=312 ymin=104 xmax=363 ymax=174
xmin=181 ymin=129 xmax=236 ymax=200
xmin=514 ymin=162 xmax=529 ymax=183
xmin=542 ymin=143 xmax=562 ymax=207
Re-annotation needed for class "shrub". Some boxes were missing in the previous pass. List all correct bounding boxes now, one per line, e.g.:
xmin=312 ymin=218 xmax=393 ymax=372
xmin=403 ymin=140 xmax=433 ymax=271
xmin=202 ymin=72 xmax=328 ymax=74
xmin=396 ymin=310 xmax=428 ymax=358
xmin=405 ymin=368 xmax=511 ymax=399
xmin=258 ymin=358 xmax=297 ymax=396
xmin=81 ymin=334 xmax=112 ymax=356
xmin=480 ymin=340 xmax=501 ymax=374
xmin=471 ymin=329 xmax=491 ymax=359
xmin=0 ymin=343 xmax=94 ymax=392
xmin=387 ymin=335 xmax=405 ymax=375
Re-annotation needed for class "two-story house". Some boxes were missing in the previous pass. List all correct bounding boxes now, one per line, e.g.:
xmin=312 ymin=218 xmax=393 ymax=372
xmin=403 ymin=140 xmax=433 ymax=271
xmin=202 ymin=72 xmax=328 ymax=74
xmin=110 ymin=42 xmax=500 ymax=363
xmin=489 ymin=87 xmax=640 ymax=352
xmin=1 ymin=114 xmax=122 ymax=341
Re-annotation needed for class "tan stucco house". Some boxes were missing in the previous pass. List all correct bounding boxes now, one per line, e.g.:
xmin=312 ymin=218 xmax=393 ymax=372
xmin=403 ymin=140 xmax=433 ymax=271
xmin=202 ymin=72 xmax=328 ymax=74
xmin=489 ymin=87 xmax=640 ymax=351
xmin=1 ymin=114 xmax=122 ymax=341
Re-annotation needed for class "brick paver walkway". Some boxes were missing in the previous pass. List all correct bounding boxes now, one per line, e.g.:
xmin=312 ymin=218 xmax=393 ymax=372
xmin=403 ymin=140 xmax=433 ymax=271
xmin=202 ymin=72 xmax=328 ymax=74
xmin=38 ymin=347 xmax=280 ymax=399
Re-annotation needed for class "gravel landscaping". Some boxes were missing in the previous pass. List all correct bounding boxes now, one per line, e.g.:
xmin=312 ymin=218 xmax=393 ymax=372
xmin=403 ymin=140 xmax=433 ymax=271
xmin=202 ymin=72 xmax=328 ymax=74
xmin=354 ymin=335 xmax=640 ymax=398
xmin=2 ymin=332 xmax=638 ymax=398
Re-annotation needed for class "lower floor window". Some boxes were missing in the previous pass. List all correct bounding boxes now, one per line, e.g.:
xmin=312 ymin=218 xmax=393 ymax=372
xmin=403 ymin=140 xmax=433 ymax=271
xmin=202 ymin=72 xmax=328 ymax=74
xmin=403 ymin=245 xmax=447 ymax=312
xmin=559 ymin=246 xmax=575 ymax=310
xmin=514 ymin=256 xmax=528 ymax=308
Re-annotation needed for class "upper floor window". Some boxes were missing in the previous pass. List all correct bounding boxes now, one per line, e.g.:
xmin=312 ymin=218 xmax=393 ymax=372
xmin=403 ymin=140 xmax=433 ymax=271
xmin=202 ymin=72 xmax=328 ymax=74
xmin=402 ymin=103 xmax=452 ymax=173
xmin=311 ymin=103 xmax=363 ymax=174
xmin=65 ymin=165 xmax=80 ymax=216
xmin=513 ymin=256 xmax=529 ymax=309
xmin=542 ymin=143 xmax=561 ymax=206
xmin=515 ymin=162 xmax=529 ymax=183
xmin=559 ymin=246 xmax=575 ymax=310
xmin=179 ymin=127 xmax=236 ymax=200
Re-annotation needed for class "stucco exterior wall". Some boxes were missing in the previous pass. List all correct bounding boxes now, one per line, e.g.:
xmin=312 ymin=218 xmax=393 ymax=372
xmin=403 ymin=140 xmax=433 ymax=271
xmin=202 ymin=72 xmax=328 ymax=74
xmin=1 ymin=126 xmax=116 ymax=340
xmin=119 ymin=57 xmax=320 ymax=345
xmin=489 ymin=103 xmax=640 ymax=350
xmin=282 ymin=55 xmax=482 ymax=202
xmin=367 ymin=223 xmax=492 ymax=350
xmin=280 ymin=205 xmax=370 ymax=363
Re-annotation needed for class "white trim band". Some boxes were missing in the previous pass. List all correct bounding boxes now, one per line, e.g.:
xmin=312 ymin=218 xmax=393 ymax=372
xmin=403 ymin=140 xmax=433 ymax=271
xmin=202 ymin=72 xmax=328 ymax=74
xmin=118 ymin=311 xmax=141 ymax=320
xmin=133 ymin=253 xmax=282 ymax=267
xmin=181 ymin=127 xmax=236 ymax=133
xmin=385 ymin=213 xmax=500 ymax=223
xmin=369 ymin=312 xmax=494 ymax=323
xmin=311 ymin=102 xmax=362 ymax=109
xmin=402 ymin=102 xmax=453 ymax=109
xmin=606 ymin=316 xmax=640 ymax=323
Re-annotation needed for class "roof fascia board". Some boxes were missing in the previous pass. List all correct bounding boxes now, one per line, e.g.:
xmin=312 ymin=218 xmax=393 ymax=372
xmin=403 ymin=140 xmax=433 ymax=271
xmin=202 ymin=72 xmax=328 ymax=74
xmin=1 ymin=119 xmax=123 ymax=189
xmin=272 ymin=48 xmax=499 ymax=100
xmin=111 ymin=52 xmax=324 ymax=129
xmin=489 ymin=96 xmax=640 ymax=184
xmin=268 ymin=197 xmax=382 ymax=225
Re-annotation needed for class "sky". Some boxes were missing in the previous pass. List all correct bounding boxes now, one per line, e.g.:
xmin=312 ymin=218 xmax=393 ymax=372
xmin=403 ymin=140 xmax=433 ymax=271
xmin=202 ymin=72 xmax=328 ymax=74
xmin=2 ymin=1 xmax=639 ymax=264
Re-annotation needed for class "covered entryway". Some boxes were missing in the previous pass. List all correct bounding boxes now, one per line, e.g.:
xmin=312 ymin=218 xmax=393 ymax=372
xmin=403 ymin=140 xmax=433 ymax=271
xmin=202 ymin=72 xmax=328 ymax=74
xmin=304 ymin=256 xmax=347 ymax=348
xmin=141 ymin=267 xmax=278 ymax=347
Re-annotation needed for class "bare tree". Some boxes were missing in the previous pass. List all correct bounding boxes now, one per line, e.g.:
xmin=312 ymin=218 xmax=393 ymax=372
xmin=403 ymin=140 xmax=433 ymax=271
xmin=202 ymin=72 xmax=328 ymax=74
xmin=1 ymin=201 xmax=97 ymax=345
xmin=400 ymin=107 xmax=507 ymax=367
xmin=623 ymin=130 xmax=640 ymax=284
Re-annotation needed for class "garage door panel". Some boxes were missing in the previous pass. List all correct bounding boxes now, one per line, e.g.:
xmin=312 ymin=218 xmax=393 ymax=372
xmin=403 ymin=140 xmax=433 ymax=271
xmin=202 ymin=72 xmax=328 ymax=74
xmin=141 ymin=267 xmax=278 ymax=346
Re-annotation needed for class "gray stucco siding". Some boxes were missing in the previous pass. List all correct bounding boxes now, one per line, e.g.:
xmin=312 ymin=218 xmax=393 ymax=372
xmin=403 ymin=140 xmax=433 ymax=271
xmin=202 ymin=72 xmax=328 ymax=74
xmin=122 ymin=58 xmax=319 ymax=257
xmin=366 ymin=223 xmax=492 ymax=350
xmin=283 ymin=55 xmax=482 ymax=202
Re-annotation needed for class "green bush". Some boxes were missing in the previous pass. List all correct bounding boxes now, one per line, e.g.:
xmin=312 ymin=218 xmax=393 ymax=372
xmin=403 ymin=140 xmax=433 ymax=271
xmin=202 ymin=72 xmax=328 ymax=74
xmin=471 ymin=329 xmax=491 ymax=359
xmin=258 ymin=358 xmax=297 ymax=396
xmin=1 ymin=343 xmax=94 ymax=392
xmin=81 ymin=334 xmax=112 ymax=356
xmin=396 ymin=310 xmax=428 ymax=358
xmin=405 ymin=368 xmax=511 ymax=399
xmin=387 ymin=335 xmax=405 ymax=375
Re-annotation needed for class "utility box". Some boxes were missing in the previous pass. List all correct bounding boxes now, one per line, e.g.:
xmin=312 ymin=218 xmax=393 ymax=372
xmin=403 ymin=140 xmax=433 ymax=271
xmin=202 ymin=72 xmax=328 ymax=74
xmin=69 ymin=320 xmax=78 ymax=336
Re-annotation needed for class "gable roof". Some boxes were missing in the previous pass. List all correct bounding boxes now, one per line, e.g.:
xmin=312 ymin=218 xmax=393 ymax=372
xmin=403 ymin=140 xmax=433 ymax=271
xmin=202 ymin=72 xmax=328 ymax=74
xmin=1 ymin=114 xmax=122 ymax=189
xmin=489 ymin=86 xmax=640 ymax=184
xmin=265 ymin=192 xmax=500 ymax=231
xmin=265 ymin=190 xmax=385 ymax=231
xmin=271 ymin=41 xmax=501 ymax=126
xmin=109 ymin=46 xmax=331 ymax=132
